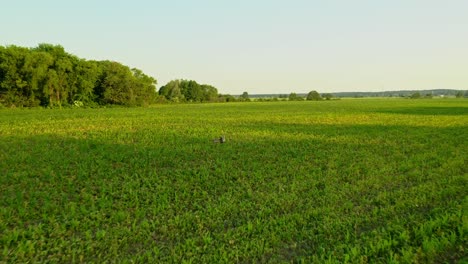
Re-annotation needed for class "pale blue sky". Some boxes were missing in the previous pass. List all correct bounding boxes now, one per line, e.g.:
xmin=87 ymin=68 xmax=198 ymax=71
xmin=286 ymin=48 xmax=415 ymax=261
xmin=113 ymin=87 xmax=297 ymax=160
xmin=2 ymin=0 xmax=467 ymax=94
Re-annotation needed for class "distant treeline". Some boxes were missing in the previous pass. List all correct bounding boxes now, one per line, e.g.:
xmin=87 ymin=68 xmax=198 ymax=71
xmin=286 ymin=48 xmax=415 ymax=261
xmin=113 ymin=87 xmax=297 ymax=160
xmin=330 ymin=89 xmax=467 ymax=98
xmin=255 ymin=89 xmax=467 ymax=99
xmin=1 ymin=44 xmax=466 ymax=108
xmin=0 ymin=44 xmax=248 ymax=107
xmin=158 ymin=79 xmax=243 ymax=103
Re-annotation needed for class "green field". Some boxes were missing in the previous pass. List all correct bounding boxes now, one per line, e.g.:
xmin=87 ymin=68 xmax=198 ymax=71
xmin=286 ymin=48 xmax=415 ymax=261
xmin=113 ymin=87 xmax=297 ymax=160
xmin=1 ymin=99 xmax=467 ymax=263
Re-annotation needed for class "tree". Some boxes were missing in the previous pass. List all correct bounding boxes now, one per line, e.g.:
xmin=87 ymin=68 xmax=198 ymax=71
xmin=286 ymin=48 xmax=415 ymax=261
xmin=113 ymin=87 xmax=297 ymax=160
xmin=43 ymin=69 xmax=60 ymax=107
xmin=289 ymin=92 xmax=303 ymax=101
xmin=306 ymin=91 xmax=322 ymax=101
xmin=53 ymin=57 xmax=74 ymax=107
xmin=182 ymin=80 xmax=203 ymax=102
xmin=0 ymin=43 xmax=158 ymax=107
xmin=240 ymin=91 xmax=250 ymax=101
xmin=201 ymin=84 xmax=219 ymax=102
xmin=322 ymin=93 xmax=333 ymax=100
xmin=455 ymin=91 xmax=463 ymax=98
xmin=74 ymin=60 xmax=101 ymax=105
xmin=410 ymin=92 xmax=421 ymax=99
xmin=23 ymin=50 xmax=54 ymax=106
xmin=0 ymin=45 xmax=32 ymax=107
xmin=289 ymin=92 xmax=298 ymax=101
xmin=159 ymin=79 xmax=218 ymax=103
xmin=131 ymin=68 xmax=158 ymax=106
xmin=159 ymin=79 xmax=180 ymax=101
xmin=95 ymin=61 xmax=130 ymax=105
xmin=218 ymin=94 xmax=236 ymax=102
xmin=33 ymin=44 xmax=76 ymax=107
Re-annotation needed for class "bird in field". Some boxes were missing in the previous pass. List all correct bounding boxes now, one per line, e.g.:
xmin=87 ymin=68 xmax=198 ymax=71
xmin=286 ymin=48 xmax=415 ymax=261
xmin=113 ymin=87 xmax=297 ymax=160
xmin=213 ymin=136 xmax=226 ymax=143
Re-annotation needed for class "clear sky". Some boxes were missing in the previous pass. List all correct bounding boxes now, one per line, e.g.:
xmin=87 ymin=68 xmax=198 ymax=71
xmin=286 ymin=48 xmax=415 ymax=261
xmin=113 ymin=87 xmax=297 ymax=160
xmin=1 ymin=0 xmax=467 ymax=94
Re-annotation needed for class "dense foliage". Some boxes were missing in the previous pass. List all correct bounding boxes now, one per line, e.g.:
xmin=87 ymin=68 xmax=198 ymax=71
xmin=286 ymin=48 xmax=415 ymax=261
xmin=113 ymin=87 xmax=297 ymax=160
xmin=239 ymin=91 xmax=250 ymax=102
xmin=0 ymin=44 xmax=158 ymax=107
xmin=1 ymin=99 xmax=466 ymax=262
xmin=307 ymin=90 xmax=322 ymax=101
xmin=158 ymin=79 xmax=219 ymax=103
xmin=289 ymin=92 xmax=304 ymax=101
xmin=158 ymin=79 xmax=245 ymax=103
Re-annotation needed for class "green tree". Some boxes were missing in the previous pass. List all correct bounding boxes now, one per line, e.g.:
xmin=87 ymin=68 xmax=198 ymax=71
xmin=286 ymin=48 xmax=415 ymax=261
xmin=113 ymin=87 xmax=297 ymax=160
xmin=0 ymin=45 xmax=32 ymax=107
xmin=322 ymin=93 xmax=333 ymax=100
xmin=182 ymin=80 xmax=203 ymax=102
xmin=44 ymin=69 xmax=60 ymax=107
xmin=160 ymin=79 xmax=218 ymax=103
xmin=0 ymin=43 xmax=158 ymax=107
xmin=410 ymin=92 xmax=421 ymax=99
xmin=23 ymin=50 xmax=54 ymax=106
xmin=218 ymin=94 xmax=236 ymax=102
xmin=158 ymin=80 xmax=174 ymax=99
xmin=289 ymin=92 xmax=298 ymax=100
xmin=240 ymin=91 xmax=250 ymax=101
xmin=159 ymin=80 xmax=184 ymax=102
xmin=289 ymin=92 xmax=303 ymax=101
xmin=96 ymin=61 xmax=136 ymax=105
xmin=74 ymin=60 xmax=101 ymax=105
xmin=131 ymin=68 xmax=158 ymax=106
xmin=307 ymin=91 xmax=322 ymax=101
xmin=201 ymin=84 xmax=219 ymax=102
xmin=33 ymin=44 xmax=78 ymax=107
xmin=53 ymin=57 xmax=74 ymax=107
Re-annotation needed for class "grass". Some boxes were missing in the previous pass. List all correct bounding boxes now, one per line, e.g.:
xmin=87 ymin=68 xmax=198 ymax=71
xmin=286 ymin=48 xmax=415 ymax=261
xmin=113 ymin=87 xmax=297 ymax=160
xmin=0 ymin=99 xmax=467 ymax=263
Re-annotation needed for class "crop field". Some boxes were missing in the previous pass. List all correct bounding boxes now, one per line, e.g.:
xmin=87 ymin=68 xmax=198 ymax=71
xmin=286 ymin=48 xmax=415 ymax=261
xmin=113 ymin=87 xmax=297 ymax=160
xmin=0 ymin=99 xmax=467 ymax=263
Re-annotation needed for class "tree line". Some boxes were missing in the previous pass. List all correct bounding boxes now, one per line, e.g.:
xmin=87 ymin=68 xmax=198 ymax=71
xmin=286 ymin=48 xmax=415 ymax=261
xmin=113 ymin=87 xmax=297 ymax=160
xmin=0 ymin=44 xmax=160 ymax=107
xmin=158 ymin=79 xmax=241 ymax=103
xmin=1 ymin=44 xmax=339 ymax=108
xmin=0 ymin=44 xmax=247 ymax=107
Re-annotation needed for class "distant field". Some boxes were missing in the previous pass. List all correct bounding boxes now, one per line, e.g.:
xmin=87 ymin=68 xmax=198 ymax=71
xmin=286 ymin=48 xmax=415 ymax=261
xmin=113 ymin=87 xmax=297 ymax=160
xmin=1 ymin=99 xmax=467 ymax=263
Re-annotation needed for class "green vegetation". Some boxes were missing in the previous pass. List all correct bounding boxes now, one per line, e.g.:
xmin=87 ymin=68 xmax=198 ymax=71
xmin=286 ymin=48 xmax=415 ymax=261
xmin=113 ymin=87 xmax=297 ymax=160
xmin=248 ymin=90 xmax=468 ymax=100
xmin=288 ymin=92 xmax=304 ymax=101
xmin=0 ymin=44 xmax=264 ymax=107
xmin=322 ymin=93 xmax=334 ymax=100
xmin=323 ymin=89 xmax=467 ymax=99
xmin=1 ymin=99 xmax=466 ymax=263
xmin=239 ymin=91 xmax=251 ymax=102
xmin=307 ymin=91 xmax=322 ymax=101
xmin=0 ymin=44 xmax=158 ymax=107
xmin=2 ymin=44 xmax=467 ymax=109
xmin=158 ymin=79 xmax=221 ymax=103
